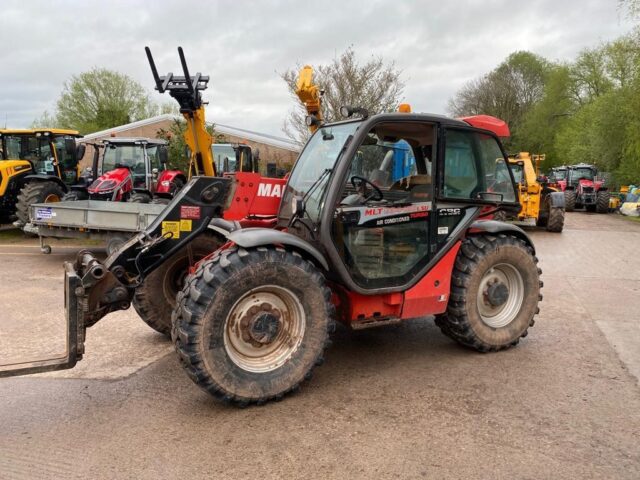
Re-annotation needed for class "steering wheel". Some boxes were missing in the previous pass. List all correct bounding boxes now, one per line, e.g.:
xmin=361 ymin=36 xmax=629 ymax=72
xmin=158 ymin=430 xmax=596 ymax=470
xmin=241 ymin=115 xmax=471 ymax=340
xmin=350 ymin=175 xmax=383 ymax=202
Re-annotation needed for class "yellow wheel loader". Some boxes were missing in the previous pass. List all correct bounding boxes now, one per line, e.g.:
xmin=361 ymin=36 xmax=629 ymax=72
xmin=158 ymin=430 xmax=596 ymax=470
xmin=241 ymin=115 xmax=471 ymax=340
xmin=505 ymin=152 xmax=565 ymax=232
xmin=0 ymin=129 xmax=84 ymax=224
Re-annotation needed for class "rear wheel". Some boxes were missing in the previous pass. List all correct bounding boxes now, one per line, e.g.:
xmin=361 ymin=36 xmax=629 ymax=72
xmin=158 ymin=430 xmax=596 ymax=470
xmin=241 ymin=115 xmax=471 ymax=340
xmin=546 ymin=207 xmax=564 ymax=232
xmin=564 ymin=190 xmax=576 ymax=212
xmin=15 ymin=181 xmax=65 ymax=225
xmin=172 ymin=247 xmax=334 ymax=405
xmin=596 ymin=190 xmax=610 ymax=213
xmin=128 ymin=192 xmax=151 ymax=203
xmin=133 ymin=235 xmax=223 ymax=337
xmin=435 ymin=234 xmax=541 ymax=352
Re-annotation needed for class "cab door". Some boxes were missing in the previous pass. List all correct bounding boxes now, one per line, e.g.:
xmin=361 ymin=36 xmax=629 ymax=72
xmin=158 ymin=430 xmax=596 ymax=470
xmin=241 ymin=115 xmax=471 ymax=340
xmin=435 ymin=127 xmax=518 ymax=249
xmin=330 ymin=121 xmax=436 ymax=289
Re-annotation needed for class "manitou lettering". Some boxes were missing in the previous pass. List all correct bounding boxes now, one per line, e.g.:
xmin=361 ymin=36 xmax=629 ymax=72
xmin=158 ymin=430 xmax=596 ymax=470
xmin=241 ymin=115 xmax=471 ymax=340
xmin=257 ymin=183 xmax=283 ymax=197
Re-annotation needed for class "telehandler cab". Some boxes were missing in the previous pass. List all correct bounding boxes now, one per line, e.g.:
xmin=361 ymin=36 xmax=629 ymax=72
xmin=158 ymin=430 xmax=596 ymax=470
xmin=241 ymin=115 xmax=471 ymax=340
xmin=0 ymin=129 xmax=84 ymax=224
xmin=0 ymin=48 xmax=542 ymax=407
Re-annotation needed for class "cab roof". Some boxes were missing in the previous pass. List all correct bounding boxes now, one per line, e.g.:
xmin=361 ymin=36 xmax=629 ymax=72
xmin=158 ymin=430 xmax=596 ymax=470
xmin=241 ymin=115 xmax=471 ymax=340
xmin=0 ymin=128 xmax=81 ymax=136
xmin=98 ymin=137 xmax=168 ymax=146
xmin=325 ymin=112 xmax=510 ymax=138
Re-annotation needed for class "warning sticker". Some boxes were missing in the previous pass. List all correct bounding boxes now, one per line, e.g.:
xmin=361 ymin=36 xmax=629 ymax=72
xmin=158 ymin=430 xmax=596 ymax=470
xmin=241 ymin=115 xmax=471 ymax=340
xmin=437 ymin=226 xmax=449 ymax=235
xmin=35 ymin=207 xmax=55 ymax=220
xmin=162 ymin=221 xmax=181 ymax=239
xmin=180 ymin=219 xmax=192 ymax=232
xmin=180 ymin=205 xmax=201 ymax=219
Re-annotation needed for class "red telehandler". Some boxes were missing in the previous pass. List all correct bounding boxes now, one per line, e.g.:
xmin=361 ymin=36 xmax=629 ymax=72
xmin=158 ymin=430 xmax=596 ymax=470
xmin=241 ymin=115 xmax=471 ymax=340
xmin=0 ymin=48 xmax=542 ymax=407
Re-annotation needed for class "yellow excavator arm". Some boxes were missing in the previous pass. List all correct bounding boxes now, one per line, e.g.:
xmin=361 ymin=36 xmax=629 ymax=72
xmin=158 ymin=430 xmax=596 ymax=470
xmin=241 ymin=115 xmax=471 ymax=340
xmin=295 ymin=66 xmax=323 ymax=133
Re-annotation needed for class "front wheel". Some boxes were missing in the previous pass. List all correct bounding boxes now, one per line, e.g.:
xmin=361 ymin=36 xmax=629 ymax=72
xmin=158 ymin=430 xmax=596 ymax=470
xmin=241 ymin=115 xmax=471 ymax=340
xmin=128 ymin=192 xmax=151 ymax=203
xmin=564 ymin=190 xmax=576 ymax=212
xmin=435 ymin=235 xmax=542 ymax=352
xmin=596 ymin=191 xmax=610 ymax=214
xmin=172 ymin=247 xmax=335 ymax=406
xmin=62 ymin=190 xmax=88 ymax=202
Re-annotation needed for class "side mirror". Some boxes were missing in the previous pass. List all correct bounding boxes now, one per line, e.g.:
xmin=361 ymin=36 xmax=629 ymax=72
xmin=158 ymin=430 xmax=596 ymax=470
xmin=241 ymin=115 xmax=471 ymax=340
xmin=65 ymin=138 xmax=77 ymax=156
xmin=159 ymin=147 xmax=168 ymax=165
xmin=75 ymin=143 xmax=86 ymax=162
xmin=291 ymin=196 xmax=305 ymax=216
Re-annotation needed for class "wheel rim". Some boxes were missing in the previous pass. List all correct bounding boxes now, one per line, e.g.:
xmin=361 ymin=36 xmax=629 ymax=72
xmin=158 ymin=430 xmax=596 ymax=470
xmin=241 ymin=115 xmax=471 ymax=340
xmin=224 ymin=285 xmax=306 ymax=373
xmin=477 ymin=263 xmax=524 ymax=328
xmin=44 ymin=194 xmax=60 ymax=203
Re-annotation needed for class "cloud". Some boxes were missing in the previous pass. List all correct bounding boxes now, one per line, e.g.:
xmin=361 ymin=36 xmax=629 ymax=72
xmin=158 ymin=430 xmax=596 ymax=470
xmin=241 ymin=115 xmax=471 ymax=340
xmin=0 ymin=0 xmax=634 ymax=135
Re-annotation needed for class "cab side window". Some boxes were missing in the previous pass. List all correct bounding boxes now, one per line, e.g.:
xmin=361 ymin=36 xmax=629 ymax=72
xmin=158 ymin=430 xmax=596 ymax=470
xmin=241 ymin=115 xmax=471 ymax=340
xmin=443 ymin=129 xmax=515 ymax=203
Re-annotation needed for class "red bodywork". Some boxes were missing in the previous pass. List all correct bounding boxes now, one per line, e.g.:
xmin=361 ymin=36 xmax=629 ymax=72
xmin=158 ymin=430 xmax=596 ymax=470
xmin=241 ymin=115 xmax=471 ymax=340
xmin=88 ymin=167 xmax=132 ymax=201
xmin=460 ymin=115 xmax=510 ymax=138
xmin=156 ymin=170 xmax=185 ymax=194
xmin=333 ymin=242 xmax=462 ymax=326
xmin=223 ymin=172 xmax=285 ymax=220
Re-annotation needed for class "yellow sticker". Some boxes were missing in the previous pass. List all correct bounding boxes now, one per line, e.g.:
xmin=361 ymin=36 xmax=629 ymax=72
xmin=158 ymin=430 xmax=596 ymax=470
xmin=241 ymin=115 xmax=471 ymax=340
xmin=180 ymin=219 xmax=192 ymax=232
xmin=161 ymin=221 xmax=181 ymax=239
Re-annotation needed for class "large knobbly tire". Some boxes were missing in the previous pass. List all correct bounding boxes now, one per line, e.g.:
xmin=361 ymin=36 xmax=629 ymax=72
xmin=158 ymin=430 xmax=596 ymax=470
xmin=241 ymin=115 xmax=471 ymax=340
xmin=546 ymin=207 xmax=564 ymax=232
xmin=596 ymin=191 xmax=610 ymax=214
xmin=15 ymin=181 xmax=65 ymax=225
xmin=435 ymin=234 xmax=542 ymax=352
xmin=128 ymin=192 xmax=151 ymax=203
xmin=564 ymin=190 xmax=576 ymax=212
xmin=62 ymin=190 xmax=88 ymax=202
xmin=172 ymin=247 xmax=335 ymax=406
xmin=133 ymin=235 xmax=222 ymax=337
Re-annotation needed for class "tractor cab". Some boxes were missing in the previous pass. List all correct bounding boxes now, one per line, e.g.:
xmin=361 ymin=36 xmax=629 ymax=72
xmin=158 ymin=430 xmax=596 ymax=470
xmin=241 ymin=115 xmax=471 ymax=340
xmin=65 ymin=137 xmax=179 ymax=203
xmin=0 ymin=129 xmax=83 ymax=223
xmin=280 ymin=113 xmax=519 ymax=290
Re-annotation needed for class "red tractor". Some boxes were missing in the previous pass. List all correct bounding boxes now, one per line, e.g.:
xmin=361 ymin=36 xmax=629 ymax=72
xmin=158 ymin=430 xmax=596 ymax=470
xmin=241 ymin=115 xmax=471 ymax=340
xmin=0 ymin=48 xmax=542 ymax=408
xmin=63 ymin=137 xmax=186 ymax=203
xmin=559 ymin=163 xmax=609 ymax=213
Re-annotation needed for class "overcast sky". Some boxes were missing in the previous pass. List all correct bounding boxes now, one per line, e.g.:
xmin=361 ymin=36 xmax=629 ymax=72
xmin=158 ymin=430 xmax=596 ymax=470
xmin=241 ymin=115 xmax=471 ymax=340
xmin=0 ymin=0 xmax=635 ymax=138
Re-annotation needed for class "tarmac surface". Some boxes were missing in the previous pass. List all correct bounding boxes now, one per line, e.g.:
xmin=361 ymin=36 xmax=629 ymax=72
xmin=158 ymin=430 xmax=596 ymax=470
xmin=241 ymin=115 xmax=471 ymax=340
xmin=0 ymin=213 xmax=639 ymax=479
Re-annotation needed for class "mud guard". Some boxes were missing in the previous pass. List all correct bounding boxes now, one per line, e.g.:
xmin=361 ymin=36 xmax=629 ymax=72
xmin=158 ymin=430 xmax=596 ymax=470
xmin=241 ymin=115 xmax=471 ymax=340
xmin=23 ymin=174 xmax=69 ymax=191
xmin=226 ymin=227 xmax=329 ymax=270
xmin=548 ymin=191 xmax=565 ymax=208
xmin=469 ymin=220 xmax=535 ymax=253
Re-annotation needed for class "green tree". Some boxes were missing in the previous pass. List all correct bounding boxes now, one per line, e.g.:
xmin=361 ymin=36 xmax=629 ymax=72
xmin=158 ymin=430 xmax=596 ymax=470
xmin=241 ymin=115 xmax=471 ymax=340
xmin=281 ymin=47 xmax=405 ymax=143
xmin=54 ymin=68 xmax=157 ymax=134
xmin=516 ymin=65 xmax=575 ymax=166
xmin=156 ymin=118 xmax=227 ymax=173
xmin=30 ymin=110 xmax=58 ymax=128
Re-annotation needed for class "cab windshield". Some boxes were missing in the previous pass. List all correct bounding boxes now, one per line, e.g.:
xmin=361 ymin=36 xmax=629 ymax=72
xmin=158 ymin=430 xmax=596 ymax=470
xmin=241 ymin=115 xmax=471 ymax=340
xmin=282 ymin=121 xmax=360 ymax=222
xmin=571 ymin=167 xmax=595 ymax=181
xmin=101 ymin=144 xmax=145 ymax=175
xmin=553 ymin=169 xmax=567 ymax=181
xmin=0 ymin=134 xmax=52 ymax=163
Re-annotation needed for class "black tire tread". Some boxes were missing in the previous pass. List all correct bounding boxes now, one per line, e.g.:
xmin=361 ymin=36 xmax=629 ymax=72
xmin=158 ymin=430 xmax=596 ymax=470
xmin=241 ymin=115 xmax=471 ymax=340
xmin=172 ymin=247 xmax=335 ymax=406
xmin=435 ymin=234 xmax=542 ymax=352
xmin=596 ymin=190 xmax=610 ymax=214
xmin=546 ymin=207 xmax=564 ymax=232
xmin=564 ymin=190 xmax=576 ymax=212
xmin=15 ymin=181 xmax=65 ymax=224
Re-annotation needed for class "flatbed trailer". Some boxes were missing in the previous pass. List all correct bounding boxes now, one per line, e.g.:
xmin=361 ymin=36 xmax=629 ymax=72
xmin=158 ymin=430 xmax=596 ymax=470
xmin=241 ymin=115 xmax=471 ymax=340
xmin=25 ymin=200 xmax=165 ymax=254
